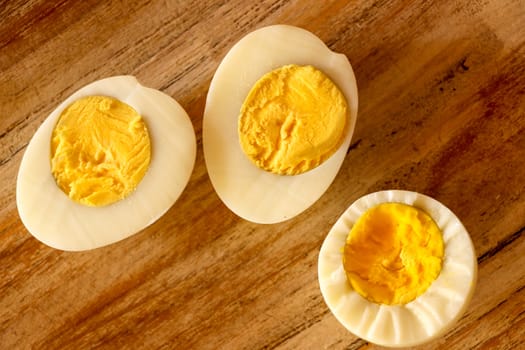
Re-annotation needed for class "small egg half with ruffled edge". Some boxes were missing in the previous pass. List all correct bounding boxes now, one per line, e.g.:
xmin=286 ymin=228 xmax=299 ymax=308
xmin=318 ymin=190 xmax=477 ymax=347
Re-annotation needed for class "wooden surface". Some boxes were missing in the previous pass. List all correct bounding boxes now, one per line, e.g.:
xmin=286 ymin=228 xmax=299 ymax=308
xmin=1 ymin=0 xmax=524 ymax=349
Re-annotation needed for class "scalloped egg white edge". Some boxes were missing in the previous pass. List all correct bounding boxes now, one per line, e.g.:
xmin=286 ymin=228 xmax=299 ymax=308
xmin=203 ymin=24 xmax=358 ymax=224
xmin=318 ymin=190 xmax=478 ymax=347
xmin=16 ymin=76 xmax=196 ymax=251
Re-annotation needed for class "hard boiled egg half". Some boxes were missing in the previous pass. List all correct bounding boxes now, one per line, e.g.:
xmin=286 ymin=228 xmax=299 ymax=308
xmin=16 ymin=76 xmax=196 ymax=251
xmin=203 ymin=25 xmax=358 ymax=224
xmin=318 ymin=190 xmax=477 ymax=347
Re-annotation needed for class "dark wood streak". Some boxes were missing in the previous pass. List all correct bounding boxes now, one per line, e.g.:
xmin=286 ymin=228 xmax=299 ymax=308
xmin=0 ymin=0 xmax=69 ymax=50
xmin=0 ymin=142 xmax=27 ymax=167
xmin=478 ymin=226 xmax=525 ymax=264
xmin=346 ymin=139 xmax=362 ymax=154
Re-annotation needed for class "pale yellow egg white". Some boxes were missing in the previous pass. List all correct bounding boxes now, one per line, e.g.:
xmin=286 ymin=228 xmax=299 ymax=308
xmin=318 ymin=190 xmax=477 ymax=347
xmin=203 ymin=25 xmax=358 ymax=224
xmin=16 ymin=76 xmax=196 ymax=251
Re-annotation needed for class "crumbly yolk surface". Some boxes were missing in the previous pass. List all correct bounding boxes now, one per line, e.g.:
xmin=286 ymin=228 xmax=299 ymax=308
xmin=343 ymin=203 xmax=444 ymax=305
xmin=51 ymin=96 xmax=151 ymax=207
xmin=238 ymin=64 xmax=348 ymax=175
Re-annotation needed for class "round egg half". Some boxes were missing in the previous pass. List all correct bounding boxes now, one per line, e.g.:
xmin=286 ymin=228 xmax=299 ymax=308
xmin=203 ymin=25 xmax=358 ymax=224
xmin=318 ymin=190 xmax=477 ymax=347
xmin=16 ymin=76 xmax=196 ymax=251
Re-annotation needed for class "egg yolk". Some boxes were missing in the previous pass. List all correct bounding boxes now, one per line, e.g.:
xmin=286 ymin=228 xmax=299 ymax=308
xmin=50 ymin=96 xmax=151 ymax=207
xmin=238 ymin=64 xmax=348 ymax=175
xmin=343 ymin=203 xmax=444 ymax=305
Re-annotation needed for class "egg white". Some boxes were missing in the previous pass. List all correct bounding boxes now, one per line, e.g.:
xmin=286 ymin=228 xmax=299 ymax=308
xmin=203 ymin=25 xmax=358 ymax=224
xmin=318 ymin=190 xmax=477 ymax=347
xmin=16 ymin=76 xmax=196 ymax=251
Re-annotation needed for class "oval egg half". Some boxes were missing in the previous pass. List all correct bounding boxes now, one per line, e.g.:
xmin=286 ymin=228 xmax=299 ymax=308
xmin=16 ymin=76 xmax=196 ymax=251
xmin=318 ymin=190 xmax=477 ymax=347
xmin=203 ymin=25 xmax=358 ymax=224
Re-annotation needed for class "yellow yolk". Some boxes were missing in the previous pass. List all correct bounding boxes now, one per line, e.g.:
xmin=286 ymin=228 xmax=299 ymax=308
xmin=343 ymin=203 xmax=444 ymax=305
xmin=51 ymin=96 xmax=151 ymax=207
xmin=238 ymin=64 xmax=348 ymax=175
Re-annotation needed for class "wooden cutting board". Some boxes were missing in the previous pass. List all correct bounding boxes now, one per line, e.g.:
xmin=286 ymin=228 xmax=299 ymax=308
xmin=1 ymin=1 xmax=524 ymax=349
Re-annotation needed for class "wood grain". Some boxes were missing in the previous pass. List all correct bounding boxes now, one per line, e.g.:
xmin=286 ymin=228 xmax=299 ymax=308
xmin=1 ymin=0 xmax=524 ymax=349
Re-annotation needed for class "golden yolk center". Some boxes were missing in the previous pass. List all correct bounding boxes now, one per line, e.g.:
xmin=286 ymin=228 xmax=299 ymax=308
xmin=50 ymin=96 xmax=151 ymax=207
xmin=343 ymin=203 xmax=444 ymax=305
xmin=238 ymin=64 xmax=348 ymax=175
